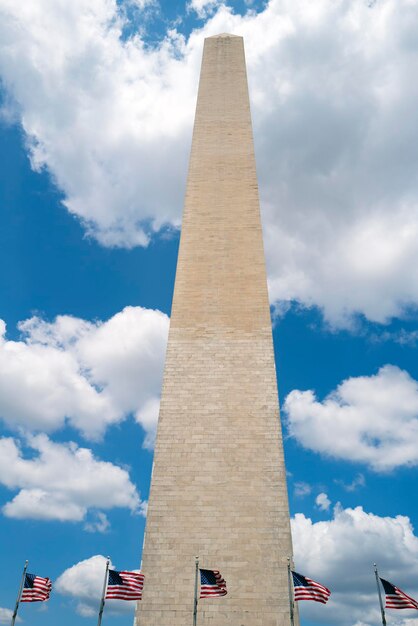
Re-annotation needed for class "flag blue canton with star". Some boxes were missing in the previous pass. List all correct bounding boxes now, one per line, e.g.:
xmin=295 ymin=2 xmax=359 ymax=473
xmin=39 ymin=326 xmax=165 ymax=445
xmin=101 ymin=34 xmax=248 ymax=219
xmin=24 ymin=573 xmax=35 ymax=588
xmin=108 ymin=570 xmax=124 ymax=586
xmin=199 ymin=568 xmax=227 ymax=598
xmin=21 ymin=573 xmax=52 ymax=602
xmin=105 ymin=569 xmax=144 ymax=600
xmin=380 ymin=578 xmax=418 ymax=610
xmin=291 ymin=570 xmax=331 ymax=604
xmin=200 ymin=570 xmax=217 ymax=586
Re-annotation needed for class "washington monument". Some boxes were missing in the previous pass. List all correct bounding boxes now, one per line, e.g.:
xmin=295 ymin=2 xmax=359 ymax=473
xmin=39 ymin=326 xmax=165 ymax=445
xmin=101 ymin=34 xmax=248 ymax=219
xmin=135 ymin=34 xmax=297 ymax=626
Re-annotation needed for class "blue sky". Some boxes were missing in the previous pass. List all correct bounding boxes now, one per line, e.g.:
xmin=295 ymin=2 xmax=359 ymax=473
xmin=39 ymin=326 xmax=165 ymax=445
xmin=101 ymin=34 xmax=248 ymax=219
xmin=1 ymin=0 xmax=418 ymax=625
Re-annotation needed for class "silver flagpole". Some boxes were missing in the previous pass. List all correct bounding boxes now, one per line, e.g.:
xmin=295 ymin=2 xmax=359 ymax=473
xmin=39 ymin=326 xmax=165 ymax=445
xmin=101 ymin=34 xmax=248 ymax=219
xmin=193 ymin=556 xmax=199 ymax=626
xmin=374 ymin=563 xmax=387 ymax=626
xmin=11 ymin=560 xmax=28 ymax=626
xmin=97 ymin=557 xmax=110 ymax=626
xmin=287 ymin=557 xmax=295 ymax=626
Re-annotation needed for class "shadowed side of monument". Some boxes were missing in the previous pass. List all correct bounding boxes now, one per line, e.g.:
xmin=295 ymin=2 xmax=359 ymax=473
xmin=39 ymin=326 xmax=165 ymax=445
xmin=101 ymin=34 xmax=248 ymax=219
xmin=135 ymin=34 xmax=298 ymax=626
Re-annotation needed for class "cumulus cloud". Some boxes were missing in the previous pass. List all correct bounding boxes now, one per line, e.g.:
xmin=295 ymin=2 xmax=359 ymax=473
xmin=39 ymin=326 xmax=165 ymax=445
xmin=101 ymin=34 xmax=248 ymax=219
xmin=0 ymin=1 xmax=418 ymax=323
xmin=135 ymin=396 xmax=160 ymax=450
xmin=56 ymin=555 xmax=109 ymax=616
xmin=0 ymin=0 xmax=197 ymax=248
xmin=0 ymin=306 xmax=168 ymax=442
xmin=370 ymin=329 xmax=418 ymax=347
xmin=0 ymin=608 xmax=20 ymax=624
xmin=335 ymin=473 xmax=366 ymax=492
xmin=84 ymin=511 xmax=111 ymax=533
xmin=126 ymin=0 xmax=155 ymax=8
xmin=293 ymin=481 xmax=312 ymax=497
xmin=315 ymin=492 xmax=331 ymax=511
xmin=292 ymin=504 xmax=418 ymax=625
xmin=0 ymin=434 xmax=142 ymax=522
xmin=188 ymin=0 xmax=221 ymax=18
xmin=56 ymin=555 xmax=138 ymax=616
xmin=285 ymin=365 xmax=418 ymax=471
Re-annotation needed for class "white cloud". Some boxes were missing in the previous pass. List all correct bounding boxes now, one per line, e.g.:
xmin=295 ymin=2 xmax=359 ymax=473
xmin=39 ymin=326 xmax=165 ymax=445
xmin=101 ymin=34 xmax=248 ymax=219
xmin=293 ymin=481 xmax=312 ymax=497
xmin=0 ymin=1 xmax=417 ymax=323
xmin=135 ymin=397 xmax=160 ymax=450
xmin=0 ymin=0 xmax=198 ymax=248
xmin=56 ymin=555 xmax=108 ymax=616
xmin=4 ymin=489 xmax=87 ymax=521
xmin=284 ymin=365 xmax=418 ymax=471
xmin=126 ymin=0 xmax=155 ymax=8
xmin=84 ymin=511 xmax=111 ymax=533
xmin=370 ymin=329 xmax=418 ymax=346
xmin=335 ymin=473 xmax=366 ymax=492
xmin=56 ymin=555 xmax=138 ymax=616
xmin=0 ymin=306 xmax=168 ymax=441
xmin=315 ymin=492 xmax=331 ymax=511
xmin=0 ymin=608 xmax=20 ymax=624
xmin=292 ymin=505 xmax=418 ymax=626
xmin=0 ymin=434 xmax=141 ymax=521
xmin=188 ymin=0 xmax=221 ymax=18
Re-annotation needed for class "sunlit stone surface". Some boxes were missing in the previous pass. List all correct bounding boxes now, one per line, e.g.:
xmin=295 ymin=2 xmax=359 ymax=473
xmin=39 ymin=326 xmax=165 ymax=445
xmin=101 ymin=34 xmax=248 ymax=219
xmin=135 ymin=34 xmax=297 ymax=626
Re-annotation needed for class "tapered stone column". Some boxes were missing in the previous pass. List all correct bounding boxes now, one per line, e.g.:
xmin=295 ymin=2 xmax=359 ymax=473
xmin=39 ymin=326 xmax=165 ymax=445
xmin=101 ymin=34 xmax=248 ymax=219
xmin=135 ymin=34 xmax=298 ymax=626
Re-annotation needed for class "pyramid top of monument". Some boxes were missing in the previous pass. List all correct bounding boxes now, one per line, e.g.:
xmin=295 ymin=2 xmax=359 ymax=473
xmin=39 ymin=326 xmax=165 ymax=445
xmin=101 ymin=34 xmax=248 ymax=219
xmin=207 ymin=33 xmax=241 ymax=38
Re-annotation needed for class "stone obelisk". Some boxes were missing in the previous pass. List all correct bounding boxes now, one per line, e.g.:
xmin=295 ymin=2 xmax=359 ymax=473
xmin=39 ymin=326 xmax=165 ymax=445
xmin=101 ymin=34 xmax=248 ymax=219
xmin=135 ymin=34 xmax=297 ymax=626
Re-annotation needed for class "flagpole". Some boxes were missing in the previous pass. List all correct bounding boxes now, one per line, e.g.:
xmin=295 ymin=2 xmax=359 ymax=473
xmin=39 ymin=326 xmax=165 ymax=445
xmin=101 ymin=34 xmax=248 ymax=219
xmin=193 ymin=556 xmax=199 ymax=626
xmin=97 ymin=557 xmax=110 ymax=626
xmin=11 ymin=560 xmax=28 ymax=626
xmin=287 ymin=557 xmax=295 ymax=626
xmin=374 ymin=563 xmax=387 ymax=626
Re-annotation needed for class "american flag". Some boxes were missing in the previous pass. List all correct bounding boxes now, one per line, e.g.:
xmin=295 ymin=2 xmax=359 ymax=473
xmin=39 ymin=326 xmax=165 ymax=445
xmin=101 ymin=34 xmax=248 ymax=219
xmin=21 ymin=573 xmax=52 ymax=602
xmin=199 ymin=569 xmax=227 ymax=598
xmin=380 ymin=578 xmax=418 ymax=610
xmin=105 ymin=570 xmax=144 ymax=601
xmin=291 ymin=571 xmax=331 ymax=604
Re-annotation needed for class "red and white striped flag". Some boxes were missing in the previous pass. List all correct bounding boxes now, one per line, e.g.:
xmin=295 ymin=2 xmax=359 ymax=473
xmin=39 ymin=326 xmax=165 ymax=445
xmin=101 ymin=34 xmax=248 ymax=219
xmin=199 ymin=569 xmax=227 ymax=598
xmin=380 ymin=578 xmax=418 ymax=610
xmin=292 ymin=571 xmax=331 ymax=604
xmin=21 ymin=573 xmax=52 ymax=602
xmin=105 ymin=570 xmax=144 ymax=600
